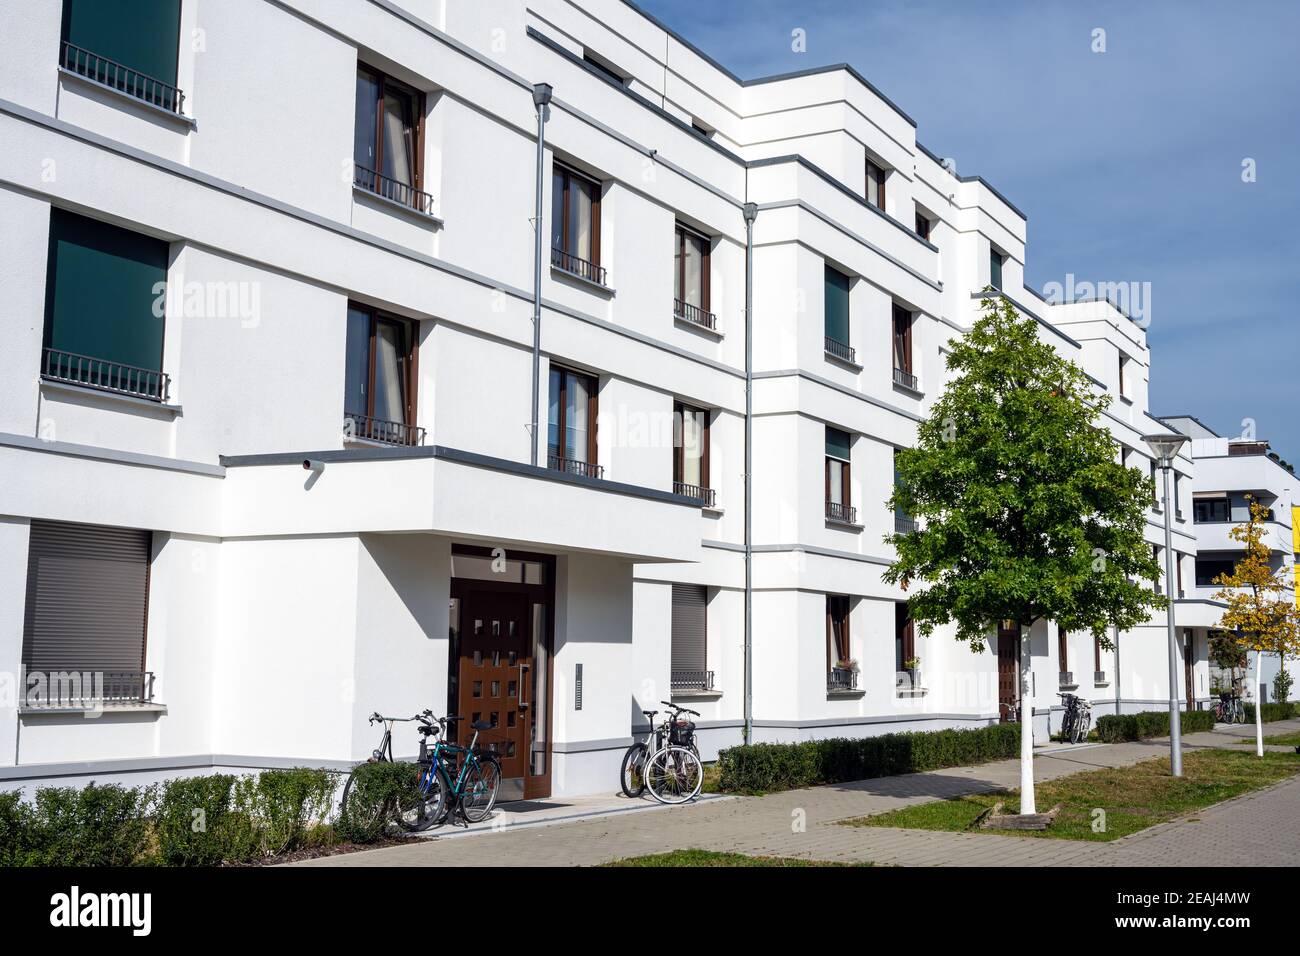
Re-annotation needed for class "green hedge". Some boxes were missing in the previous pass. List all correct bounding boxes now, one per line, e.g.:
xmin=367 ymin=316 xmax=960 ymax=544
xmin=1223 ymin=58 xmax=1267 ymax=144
xmin=336 ymin=761 xmax=420 ymax=844
xmin=717 ymin=723 xmax=1020 ymax=794
xmin=1095 ymin=709 xmax=1215 ymax=743
xmin=1245 ymin=702 xmax=1297 ymax=724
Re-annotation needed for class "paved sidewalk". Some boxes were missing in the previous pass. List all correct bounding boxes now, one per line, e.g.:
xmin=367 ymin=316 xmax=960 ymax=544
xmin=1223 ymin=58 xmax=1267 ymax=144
xmin=297 ymin=720 xmax=1300 ymax=867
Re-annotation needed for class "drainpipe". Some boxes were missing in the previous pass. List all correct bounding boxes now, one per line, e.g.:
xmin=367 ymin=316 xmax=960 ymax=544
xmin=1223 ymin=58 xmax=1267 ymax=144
xmin=529 ymin=83 xmax=553 ymax=466
xmin=742 ymin=201 xmax=757 ymax=745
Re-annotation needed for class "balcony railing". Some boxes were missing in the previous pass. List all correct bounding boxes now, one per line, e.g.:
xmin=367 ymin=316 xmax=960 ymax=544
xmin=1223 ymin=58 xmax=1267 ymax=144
xmin=673 ymin=298 xmax=717 ymax=332
xmin=1059 ymin=671 xmax=1075 ymax=687
xmin=824 ymin=336 xmax=856 ymax=365
xmin=826 ymin=500 xmax=857 ymax=525
xmin=892 ymin=366 xmax=918 ymax=391
xmin=894 ymin=514 xmax=917 ymax=534
xmin=671 ymin=669 xmax=714 ymax=693
xmin=828 ymin=666 xmax=858 ymax=692
xmin=549 ymin=454 xmax=604 ymax=479
xmin=673 ymin=482 xmax=716 ymax=507
xmin=551 ymin=246 xmax=607 ymax=287
xmin=43 ymin=347 xmax=169 ymax=402
xmin=354 ymin=164 xmax=436 ymax=217
xmin=344 ymin=412 xmax=425 ymax=447
xmin=22 ymin=670 xmax=155 ymax=709
xmin=61 ymin=42 xmax=185 ymax=115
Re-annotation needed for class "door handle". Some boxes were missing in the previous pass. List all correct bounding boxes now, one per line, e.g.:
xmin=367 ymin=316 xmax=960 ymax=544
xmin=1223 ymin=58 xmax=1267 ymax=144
xmin=518 ymin=661 xmax=530 ymax=711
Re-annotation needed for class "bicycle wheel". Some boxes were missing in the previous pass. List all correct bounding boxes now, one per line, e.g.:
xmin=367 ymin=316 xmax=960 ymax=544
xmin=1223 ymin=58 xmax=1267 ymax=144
xmin=644 ymin=745 xmax=702 ymax=805
xmin=340 ymin=764 xmax=391 ymax=836
xmin=620 ymin=742 xmax=649 ymax=798
xmin=461 ymin=756 xmax=502 ymax=823
xmin=396 ymin=764 xmax=448 ymax=833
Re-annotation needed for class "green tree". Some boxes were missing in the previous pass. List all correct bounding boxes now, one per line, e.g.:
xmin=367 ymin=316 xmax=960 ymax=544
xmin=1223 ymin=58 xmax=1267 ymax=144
xmin=885 ymin=293 xmax=1164 ymax=814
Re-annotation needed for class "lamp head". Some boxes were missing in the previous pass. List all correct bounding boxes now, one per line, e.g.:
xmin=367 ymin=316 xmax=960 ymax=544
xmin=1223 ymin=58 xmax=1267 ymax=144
xmin=1142 ymin=433 xmax=1187 ymax=467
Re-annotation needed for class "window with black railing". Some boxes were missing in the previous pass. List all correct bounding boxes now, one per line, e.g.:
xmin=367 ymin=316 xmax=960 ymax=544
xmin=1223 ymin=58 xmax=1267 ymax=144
xmin=552 ymin=163 xmax=606 ymax=286
xmin=826 ymin=426 xmax=855 ymax=525
xmin=344 ymin=304 xmax=421 ymax=446
xmin=671 ymin=584 xmax=710 ymax=694
xmin=673 ymin=223 xmax=715 ymax=330
xmin=354 ymin=65 xmax=435 ymax=217
xmin=59 ymin=0 xmax=184 ymax=114
xmin=824 ymin=265 xmax=855 ymax=364
xmin=549 ymin=365 xmax=601 ymax=478
xmin=673 ymin=401 xmax=714 ymax=507
xmin=892 ymin=302 xmax=917 ymax=390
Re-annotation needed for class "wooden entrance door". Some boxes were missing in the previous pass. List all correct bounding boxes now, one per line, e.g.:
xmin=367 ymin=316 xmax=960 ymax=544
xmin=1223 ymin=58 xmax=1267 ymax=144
xmin=997 ymin=623 xmax=1020 ymax=722
xmin=456 ymin=588 xmax=531 ymax=795
xmin=1184 ymin=631 xmax=1195 ymax=710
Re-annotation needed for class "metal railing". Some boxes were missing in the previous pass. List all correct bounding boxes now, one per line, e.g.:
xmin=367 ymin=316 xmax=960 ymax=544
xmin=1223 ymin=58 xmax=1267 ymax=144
xmin=43 ymin=347 xmax=169 ymax=402
xmin=824 ymin=336 xmax=856 ymax=364
xmin=23 ymin=670 xmax=155 ymax=709
xmin=826 ymin=500 xmax=857 ymax=525
xmin=344 ymin=412 xmax=425 ymax=447
xmin=828 ymin=666 xmax=858 ymax=692
xmin=892 ymin=366 xmax=918 ymax=391
xmin=894 ymin=514 xmax=917 ymax=534
xmin=671 ymin=669 xmax=714 ymax=693
xmin=673 ymin=482 xmax=716 ymax=507
xmin=673 ymin=298 xmax=717 ymax=332
xmin=61 ymin=42 xmax=185 ymax=114
xmin=551 ymin=246 xmax=607 ymax=286
xmin=1059 ymin=671 xmax=1075 ymax=687
xmin=354 ymin=164 xmax=436 ymax=216
xmin=549 ymin=454 xmax=604 ymax=479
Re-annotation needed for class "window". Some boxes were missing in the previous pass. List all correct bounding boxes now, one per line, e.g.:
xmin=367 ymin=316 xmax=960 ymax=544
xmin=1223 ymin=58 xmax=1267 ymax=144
xmin=824 ymin=265 xmax=854 ymax=362
xmin=1118 ymin=355 xmax=1130 ymax=399
xmin=1176 ymin=553 xmax=1185 ymax=597
xmin=22 ymin=520 xmax=154 ymax=707
xmin=673 ymin=224 xmax=713 ymax=328
xmin=1058 ymin=627 xmax=1069 ymax=674
xmin=914 ymin=211 xmax=931 ymax=241
xmin=894 ymin=603 xmax=914 ymax=673
xmin=1196 ymin=557 xmax=1237 ymax=588
xmin=1094 ymin=634 xmax=1102 ymax=675
xmin=60 ymin=0 xmax=183 ymax=112
xmin=42 ymin=208 xmax=169 ymax=402
xmin=344 ymin=304 xmax=420 ymax=445
xmin=353 ymin=65 xmax=430 ymax=213
xmin=828 ymin=595 xmax=852 ymax=668
xmin=670 ymin=584 xmax=710 ymax=692
xmin=1193 ymin=497 xmax=1230 ymax=523
xmin=548 ymin=365 xmax=601 ymax=477
xmin=1152 ymin=544 xmax=1162 ymax=594
xmin=583 ymin=51 xmax=627 ymax=86
xmin=865 ymin=158 xmax=886 ymax=210
xmin=551 ymin=164 xmax=603 ymax=283
xmin=1120 ymin=446 xmax=1131 ymax=468
xmin=893 ymin=447 xmax=914 ymax=533
xmin=1149 ymin=460 xmax=1160 ymax=508
xmin=892 ymin=302 xmax=915 ymax=389
xmin=989 ymin=248 xmax=1004 ymax=289
xmin=1173 ymin=473 xmax=1182 ymax=518
xmin=825 ymin=426 xmax=854 ymax=524
xmin=673 ymin=402 xmax=712 ymax=505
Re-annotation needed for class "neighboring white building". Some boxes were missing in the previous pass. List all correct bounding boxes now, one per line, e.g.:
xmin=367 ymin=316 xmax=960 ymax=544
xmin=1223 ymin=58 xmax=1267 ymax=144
xmin=1162 ymin=416 xmax=1296 ymax=706
xmin=0 ymin=0 xmax=1223 ymax=798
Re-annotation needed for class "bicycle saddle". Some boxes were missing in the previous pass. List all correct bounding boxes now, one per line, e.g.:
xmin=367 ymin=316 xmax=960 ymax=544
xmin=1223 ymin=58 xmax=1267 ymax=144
xmin=419 ymin=724 xmax=439 ymax=736
xmin=471 ymin=719 xmax=493 ymax=731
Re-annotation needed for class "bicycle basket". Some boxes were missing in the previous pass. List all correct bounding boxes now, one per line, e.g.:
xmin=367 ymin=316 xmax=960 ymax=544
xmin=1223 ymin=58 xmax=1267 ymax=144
xmin=669 ymin=719 xmax=696 ymax=746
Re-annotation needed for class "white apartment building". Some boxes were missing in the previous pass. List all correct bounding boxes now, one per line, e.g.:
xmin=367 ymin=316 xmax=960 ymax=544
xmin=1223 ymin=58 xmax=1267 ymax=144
xmin=0 ymin=0 xmax=1214 ymax=799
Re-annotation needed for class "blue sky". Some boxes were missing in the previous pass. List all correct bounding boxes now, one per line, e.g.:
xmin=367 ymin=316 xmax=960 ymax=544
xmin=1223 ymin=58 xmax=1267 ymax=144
xmin=635 ymin=0 xmax=1299 ymax=464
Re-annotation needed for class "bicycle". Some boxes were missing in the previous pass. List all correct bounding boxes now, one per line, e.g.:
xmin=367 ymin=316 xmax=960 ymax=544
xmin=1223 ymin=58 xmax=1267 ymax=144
xmin=341 ymin=711 xmax=438 ymax=835
xmin=1057 ymin=692 xmax=1091 ymax=743
xmin=1215 ymin=692 xmax=1245 ymax=725
xmin=643 ymin=701 xmax=703 ymax=805
xmin=620 ymin=702 xmax=700 ymax=798
xmin=420 ymin=714 xmax=503 ymax=826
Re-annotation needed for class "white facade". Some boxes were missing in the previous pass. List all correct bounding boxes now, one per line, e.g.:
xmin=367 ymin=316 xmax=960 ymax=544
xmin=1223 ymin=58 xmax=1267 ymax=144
xmin=0 ymin=0 xmax=1232 ymax=796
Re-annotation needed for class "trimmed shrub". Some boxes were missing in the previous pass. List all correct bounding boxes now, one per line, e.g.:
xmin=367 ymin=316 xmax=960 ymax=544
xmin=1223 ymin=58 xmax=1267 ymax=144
xmin=1095 ymin=709 xmax=1215 ymax=743
xmin=230 ymin=768 xmax=339 ymax=858
xmin=336 ymin=761 xmax=421 ymax=844
xmin=0 ymin=791 xmax=36 ymax=867
xmin=155 ymin=774 xmax=237 ymax=866
xmin=717 ymin=723 xmax=1020 ymax=794
xmin=25 ymin=783 xmax=154 ymax=866
xmin=1244 ymin=701 xmax=1297 ymax=724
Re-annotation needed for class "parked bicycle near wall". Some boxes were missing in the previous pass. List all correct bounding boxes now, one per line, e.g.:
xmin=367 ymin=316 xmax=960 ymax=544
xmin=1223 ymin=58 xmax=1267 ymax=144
xmin=341 ymin=711 xmax=439 ymax=834
xmin=1215 ymin=692 xmax=1245 ymax=724
xmin=1057 ymin=692 xmax=1092 ymax=743
xmin=620 ymin=702 xmax=702 ymax=804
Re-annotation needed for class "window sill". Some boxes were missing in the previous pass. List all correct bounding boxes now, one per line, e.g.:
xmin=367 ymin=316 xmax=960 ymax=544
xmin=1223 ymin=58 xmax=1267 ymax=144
xmin=896 ymin=688 xmax=928 ymax=698
xmin=702 ymin=505 xmax=725 ymax=518
xmin=1119 ymin=395 xmax=1133 ymax=405
xmin=57 ymin=66 xmax=196 ymax=129
xmin=551 ymin=264 xmax=615 ymax=297
xmin=1094 ymin=681 xmax=1111 ymax=688
xmin=40 ymin=378 xmax=182 ymax=416
xmin=827 ymin=689 xmax=866 ymax=700
xmin=20 ymin=703 xmax=167 ymax=716
xmin=892 ymin=379 xmax=924 ymax=398
xmin=674 ymin=314 xmax=723 ymax=338
xmin=671 ymin=689 xmax=722 ymax=702
xmin=826 ymin=517 xmax=864 ymax=532
xmin=352 ymin=185 xmax=443 ymax=228
xmin=823 ymin=350 xmax=863 ymax=372
xmin=1058 ymin=683 xmax=1079 ymax=691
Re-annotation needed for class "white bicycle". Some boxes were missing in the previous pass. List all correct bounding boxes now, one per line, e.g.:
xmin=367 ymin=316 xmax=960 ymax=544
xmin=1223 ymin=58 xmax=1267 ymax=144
xmin=642 ymin=702 xmax=703 ymax=805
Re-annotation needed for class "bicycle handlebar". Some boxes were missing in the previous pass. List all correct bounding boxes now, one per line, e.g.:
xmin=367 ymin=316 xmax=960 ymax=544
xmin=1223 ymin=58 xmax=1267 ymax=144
xmin=659 ymin=700 xmax=700 ymax=717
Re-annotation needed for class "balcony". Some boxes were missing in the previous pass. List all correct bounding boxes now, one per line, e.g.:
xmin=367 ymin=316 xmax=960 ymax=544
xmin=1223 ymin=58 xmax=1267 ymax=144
xmin=894 ymin=514 xmax=917 ymax=534
xmin=22 ymin=669 xmax=155 ymax=710
xmin=826 ymin=500 xmax=857 ymax=525
xmin=42 ymin=347 xmax=169 ymax=402
xmin=827 ymin=666 xmax=859 ymax=693
xmin=673 ymin=482 xmax=716 ymax=508
xmin=824 ymin=336 xmax=857 ymax=365
xmin=673 ymin=298 xmax=717 ymax=333
xmin=671 ymin=669 xmax=714 ymax=693
xmin=344 ymin=412 xmax=425 ymax=447
xmin=61 ymin=41 xmax=185 ymax=115
xmin=892 ymin=366 xmax=919 ymax=391
xmin=354 ymin=164 xmax=436 ymax=218
xmin=551 ymin=246 xmax=608 ymax=287
xmin=548 ymin=454 xmax=604 ymax=479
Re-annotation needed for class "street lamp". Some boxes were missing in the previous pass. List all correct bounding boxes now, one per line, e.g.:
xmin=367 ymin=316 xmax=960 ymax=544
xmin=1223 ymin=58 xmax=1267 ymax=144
xmin=1144 ymin=432 xmax=1189 ymax=776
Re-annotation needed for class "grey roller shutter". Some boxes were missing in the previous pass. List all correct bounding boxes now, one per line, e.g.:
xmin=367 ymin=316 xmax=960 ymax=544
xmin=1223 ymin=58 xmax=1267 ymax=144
xmin=22 ymin=521 xmax=151 ymax=673
xmin=670 ymin=584 xmax=707 ymax=672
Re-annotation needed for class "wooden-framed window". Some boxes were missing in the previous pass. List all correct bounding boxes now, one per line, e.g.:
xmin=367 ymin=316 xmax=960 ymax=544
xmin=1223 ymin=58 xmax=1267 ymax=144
xmin=344 ymin=303 xmax=420 ymax=445
xmin=1173 ymin=473 xmax=1182 ymax=518
xmin=1118 ymin=354 xmax=1130 ymax=399
xmin=894 ymin=602 xmax=915 ymax=673
xmin=1176 ymin=553 xmax=1185 ymax=597
xmin=990 ymin=248 xmax=1004 ymax=289
xmin=1152 ymin=544 xmax=1163 ymax=594
xmin=865 ymin=158 xmax=886 ymax=210
xmin=827 ymin=595 xmax=851 ymax=668
xmin=673 ymin=223 xmax=712 ymax=327
xmin=914 ymin=210 xmax=931 ymax=241
xmin=550 ymin=163 xmax=603 ymax=283
xmin=1094 ymin=634 xmax=1102 ymax=674
xmin=825 ymin=426 xmax=854 ymax=523
xmin=1149 ymin=459 xmax=1159 ymax=508
xmin=1058 ymin=627 xmax=1069 ymax=674
xmin=892 ymin=302 xmax=914 ymax=388
xmin=353 ymin=65 xmax=429 ymax=213
xmin=673 ymin=401 xmax=712 ymax=505
xmin=548 ymin=365 xmax=601 ymax=477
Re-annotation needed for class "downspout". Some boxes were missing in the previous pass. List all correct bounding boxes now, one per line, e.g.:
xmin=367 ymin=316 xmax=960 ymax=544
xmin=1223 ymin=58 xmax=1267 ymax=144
xmin=529 ymin=83 xmax=553 ymax=466
xmin=742 ymin=200 xmax=758 ymax=744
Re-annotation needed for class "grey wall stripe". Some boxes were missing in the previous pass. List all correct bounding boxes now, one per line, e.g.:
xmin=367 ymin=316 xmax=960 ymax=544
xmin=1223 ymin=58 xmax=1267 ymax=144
xmin=0 ymin=431 xmax=224 ymax=477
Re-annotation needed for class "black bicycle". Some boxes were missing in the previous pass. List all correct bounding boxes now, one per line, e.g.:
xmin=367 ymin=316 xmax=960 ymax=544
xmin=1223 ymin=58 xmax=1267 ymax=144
xmin=620 ymin=701 xmax=700 ymax=798
xmin=340 ymin=711 xmax=436 ymax=834
xmin=1057 ymin=692 xmax=1092 ymax=744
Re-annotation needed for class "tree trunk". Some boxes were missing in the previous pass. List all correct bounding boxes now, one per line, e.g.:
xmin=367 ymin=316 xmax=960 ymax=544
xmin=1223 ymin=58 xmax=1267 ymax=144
xmin=1254 ymin=648 xmax=1264 ymax=757
xmin=1019 ymin=625 xmax=1036 ymax=814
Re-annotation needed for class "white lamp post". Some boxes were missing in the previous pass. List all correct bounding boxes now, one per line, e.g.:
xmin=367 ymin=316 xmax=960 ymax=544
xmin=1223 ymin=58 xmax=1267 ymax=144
xmin=1144 ymin=432 xmax=1189 ymax=776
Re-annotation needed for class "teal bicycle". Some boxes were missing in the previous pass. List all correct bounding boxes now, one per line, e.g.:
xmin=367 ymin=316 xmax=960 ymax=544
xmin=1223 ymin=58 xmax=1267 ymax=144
xmin=400 ymin=711 xmax=503 ymax=830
